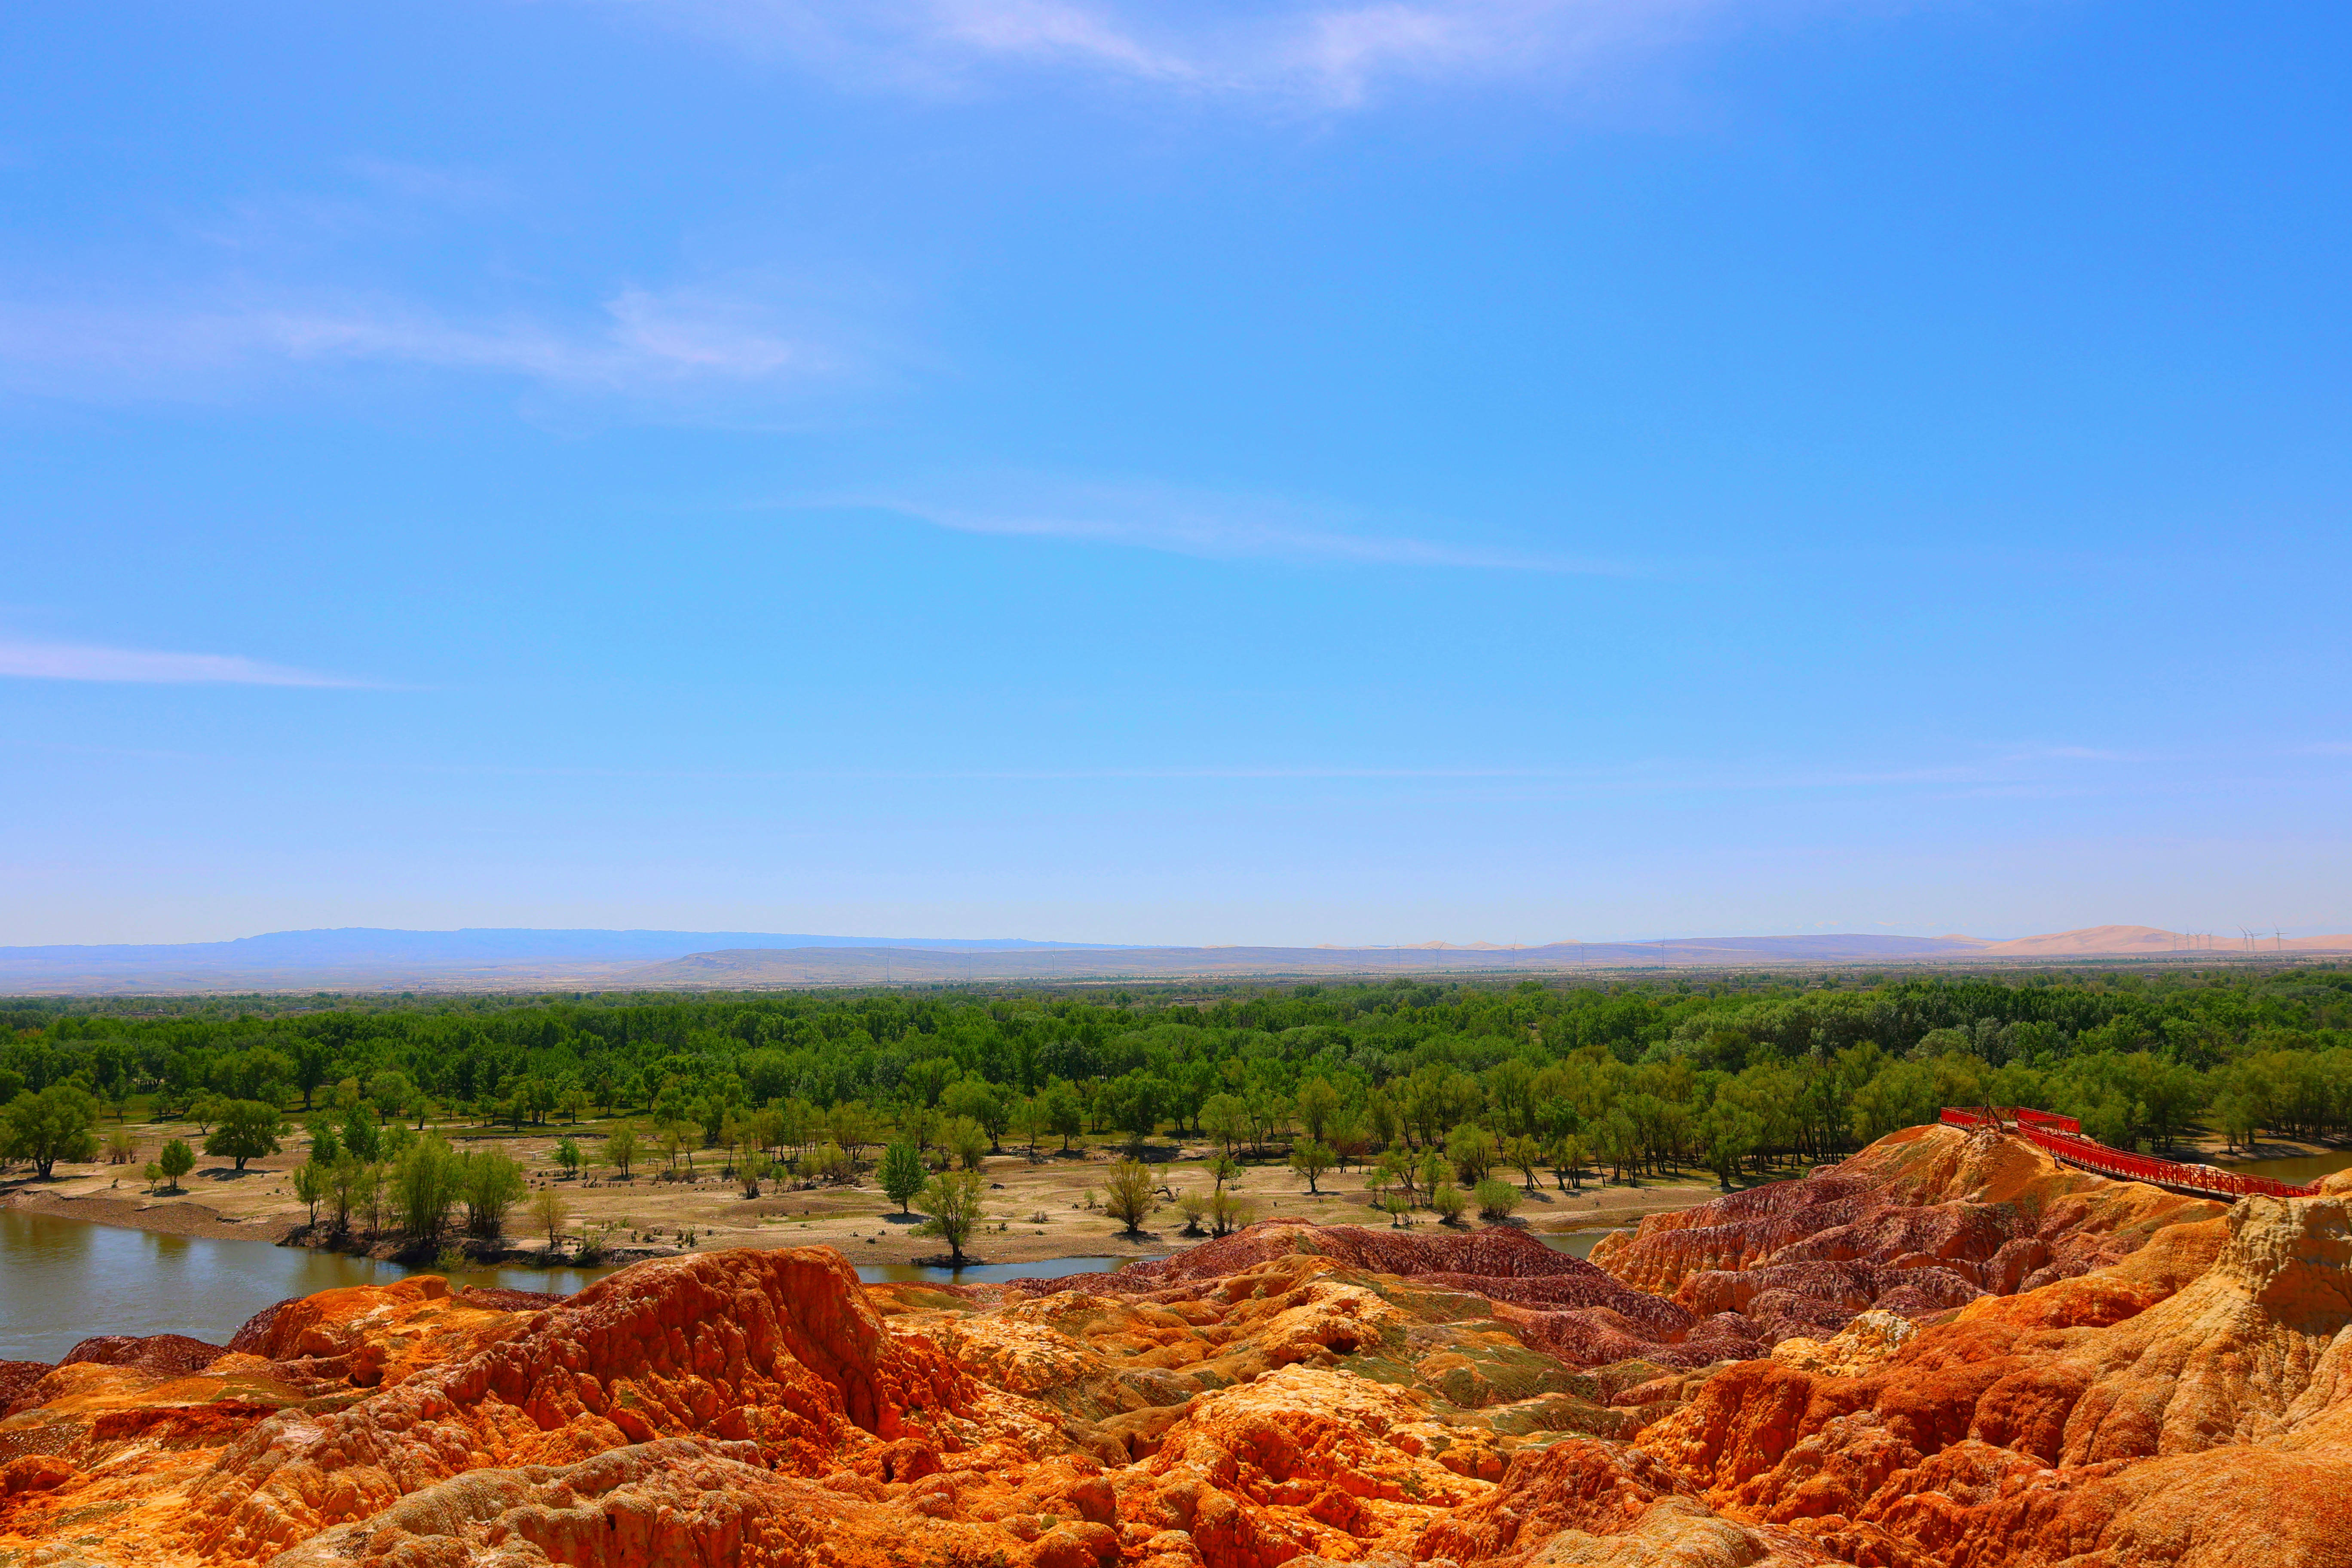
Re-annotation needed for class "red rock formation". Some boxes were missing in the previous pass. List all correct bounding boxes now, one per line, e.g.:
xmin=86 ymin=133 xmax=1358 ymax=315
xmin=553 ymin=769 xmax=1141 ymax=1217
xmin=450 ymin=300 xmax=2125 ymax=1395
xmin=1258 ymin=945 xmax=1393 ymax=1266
xmin=3 ymin=1126 xmax=2334 ymax=1568
xmin=1592 ymin=1124 xmax=2224 ymax=1355
xmin=0 ymin=1361 xmax=49 ymax=1413
xmin=1638 ymin=1190 xmax=2352 ymax=1566
xmin=181 ymin=1248 xmax=978 ymax=1564
xmin=1417 ymin=1435 xmax=1826 ymax=1566
xmin=61 ymin=1333 xmax=230 ymax=1377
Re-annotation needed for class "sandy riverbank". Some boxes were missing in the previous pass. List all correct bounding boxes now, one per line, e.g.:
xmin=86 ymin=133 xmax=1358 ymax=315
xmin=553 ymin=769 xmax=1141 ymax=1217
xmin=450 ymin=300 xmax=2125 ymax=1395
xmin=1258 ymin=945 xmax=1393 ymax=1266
xmin=2189 ymin=1133 xmax=2352 ymax=1165
xmin=2 ymin=1116 xmax=1728 ymax=1270
xmin=0 ymin=1185 xmax=293 ymax=1243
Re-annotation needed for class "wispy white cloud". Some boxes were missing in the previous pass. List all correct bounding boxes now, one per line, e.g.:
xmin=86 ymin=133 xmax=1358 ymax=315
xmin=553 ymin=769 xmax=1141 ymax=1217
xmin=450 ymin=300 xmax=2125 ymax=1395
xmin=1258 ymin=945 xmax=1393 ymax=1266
xmin=926 ymin=0 xmax=1196 ymax=80
xmin=0 ymin=640 xmax=366 ymax=687
xmin=616 ymin=0 xmax=1884 ymax=109
xmin=0 ymin=279 xmax=856 ymax=405
xmin=824 ymin=478 xmax=1620 ymax=571
xmin=256 ymin=287 xmax=830 ymax=386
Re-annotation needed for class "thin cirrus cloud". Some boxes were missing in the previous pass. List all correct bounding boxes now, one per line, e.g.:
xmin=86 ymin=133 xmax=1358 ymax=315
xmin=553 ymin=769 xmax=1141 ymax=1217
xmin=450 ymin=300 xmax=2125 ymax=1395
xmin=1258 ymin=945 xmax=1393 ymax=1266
xmin=0 ymin=282 xmax=850 ymax=404
xmin=825 ymin=480 xmax=1623 ymax=571
xmin=0 ymin=640 xmax=367 ymax=688
xmin=620 ymin=0 xmax=1888 ymax=108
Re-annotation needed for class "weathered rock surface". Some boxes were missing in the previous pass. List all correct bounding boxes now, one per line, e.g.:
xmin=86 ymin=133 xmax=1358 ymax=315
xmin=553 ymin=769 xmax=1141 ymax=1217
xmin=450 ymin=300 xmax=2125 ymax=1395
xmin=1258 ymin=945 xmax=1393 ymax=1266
xmin=1592 ymin=1124 xmax=2225 ymax=1349
xmin=1638 ymin=1190 xmax=2352 ymax=1566
xmin=2 ymin=1125 xmax=2337 ymax=1568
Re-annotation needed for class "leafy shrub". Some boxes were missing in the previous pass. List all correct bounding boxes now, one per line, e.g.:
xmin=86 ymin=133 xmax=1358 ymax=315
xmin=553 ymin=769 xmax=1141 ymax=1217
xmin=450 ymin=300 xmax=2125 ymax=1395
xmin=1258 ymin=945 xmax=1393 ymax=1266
xmin=1473 ymin=1177 xmax=1521 ymax=1220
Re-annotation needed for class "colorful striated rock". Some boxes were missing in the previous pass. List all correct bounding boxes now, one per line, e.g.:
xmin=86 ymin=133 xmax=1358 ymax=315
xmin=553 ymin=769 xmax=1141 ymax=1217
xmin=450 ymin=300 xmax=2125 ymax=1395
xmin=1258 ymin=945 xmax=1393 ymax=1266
xmin=3 ymin=1126 xmax=2335 ymax=1568
xmin=1637 ymin=1189 xmax=2352 ymax=1567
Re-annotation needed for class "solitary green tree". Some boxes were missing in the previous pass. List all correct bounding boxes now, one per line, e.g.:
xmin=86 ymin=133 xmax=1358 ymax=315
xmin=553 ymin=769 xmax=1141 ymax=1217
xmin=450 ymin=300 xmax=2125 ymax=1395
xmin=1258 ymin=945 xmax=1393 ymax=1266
xmin=1288 ymin=1138 xmax=1335 ymax=1194
xmin=1175 ymin=1189 xmax=1208 ymax=1234
xmin=205 ymin=1100 xmax=285 ymax=1173
xmin=293 ymin=1160 xmax=327 ymax=1223
xmin=1 ymin=1086 xmax=101 ymax=1179
xmin=913 ymin=1169 xmax=987 ymax=1266
xmin=878 ymin=1140 xmax=928 ymax=1213
xmin=1102 ymin=1158 xmax=1159 ymax=1234
xmin=158 ymin=1137 xmax=195 ymax=1192
xmin=1010 ymin=1095 xmax=1051 ymax=1156
xmin=530 ymin=1188 xmax=572 ymax=1251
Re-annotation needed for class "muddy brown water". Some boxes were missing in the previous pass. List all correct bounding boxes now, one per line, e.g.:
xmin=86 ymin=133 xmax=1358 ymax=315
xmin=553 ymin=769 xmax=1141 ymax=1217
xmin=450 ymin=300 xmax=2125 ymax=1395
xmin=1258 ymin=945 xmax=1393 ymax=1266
xmin=852 ymin=1255 xmax=1147 ymax=1286
xmin=0 ymin=1208 xmax=624 ymax=1363
xmin=1541 ymin=1228 xmax=1627 ymax=1260
xmin=2225 ymin=1148 xmax=2352 ymax=1185
xmin=2 ymin=1199 xmax=1638 ymax=1365
xmin=0 ymin=1209 xmax=1164 ymax=1363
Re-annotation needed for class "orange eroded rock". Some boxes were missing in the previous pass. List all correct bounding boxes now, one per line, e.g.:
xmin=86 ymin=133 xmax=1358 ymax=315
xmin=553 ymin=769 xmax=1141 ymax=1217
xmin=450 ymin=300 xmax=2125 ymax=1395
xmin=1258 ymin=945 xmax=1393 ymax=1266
xmin=1638 ymin=1190 xmax=2352 ymax=1567
xmin=178 ymin=1246 xmax=977 ymax=1565
xmin=4 ymin=1128 xmax=2338 ymax=1568
xmin=1592 ymin=1125 xmax=2225 ymax=1339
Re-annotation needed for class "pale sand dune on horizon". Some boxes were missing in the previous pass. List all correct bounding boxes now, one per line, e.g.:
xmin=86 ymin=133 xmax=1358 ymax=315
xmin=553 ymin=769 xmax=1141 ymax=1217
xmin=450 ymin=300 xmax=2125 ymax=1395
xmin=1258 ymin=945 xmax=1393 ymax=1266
xmin=1969 ymin=923 xmax=2352 ymax=956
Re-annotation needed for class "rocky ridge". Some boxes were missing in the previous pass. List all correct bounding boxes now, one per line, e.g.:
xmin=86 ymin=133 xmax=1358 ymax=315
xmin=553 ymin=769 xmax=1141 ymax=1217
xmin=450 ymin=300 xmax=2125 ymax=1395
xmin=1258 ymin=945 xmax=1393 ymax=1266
xmin=3 ymin=1123 xmax=2341 ymax=1568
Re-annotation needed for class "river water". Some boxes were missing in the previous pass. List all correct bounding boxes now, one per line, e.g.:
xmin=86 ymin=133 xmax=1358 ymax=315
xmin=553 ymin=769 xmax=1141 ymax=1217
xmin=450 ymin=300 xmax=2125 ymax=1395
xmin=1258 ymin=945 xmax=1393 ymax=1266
xmin=854 ymin=1255 xmax=1143 ymax=1286
xmin=1540 ymin=1228 xmax=1625 ymax=1260
xmin=0 ymin=1210 xmax=1172 ymax=1363
xmin=2224 ymin=1148 xmax=2352 ymax=1185
xmin=0 ymin=1210 xmax=622 ymax=1363
xmin=0 ymin=1203 xmax=1754 ymax=1366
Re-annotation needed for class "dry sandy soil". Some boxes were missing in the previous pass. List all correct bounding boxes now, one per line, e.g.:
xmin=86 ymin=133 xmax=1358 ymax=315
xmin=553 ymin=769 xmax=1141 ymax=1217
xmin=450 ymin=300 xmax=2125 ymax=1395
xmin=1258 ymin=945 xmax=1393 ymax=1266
xmin=1 ymin=1115 xmax=1730 ymax=1268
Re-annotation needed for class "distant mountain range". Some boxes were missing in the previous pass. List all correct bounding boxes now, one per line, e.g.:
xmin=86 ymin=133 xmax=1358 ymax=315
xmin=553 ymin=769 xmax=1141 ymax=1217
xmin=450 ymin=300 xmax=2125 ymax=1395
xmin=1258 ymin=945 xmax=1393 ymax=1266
xmin=0 ymin=928 xmax=1135 ymax=994
xmin=0 ymin=922 xmax=2343 ymax=995
xmin=0 ymin=927 xmax=1128 ymax=964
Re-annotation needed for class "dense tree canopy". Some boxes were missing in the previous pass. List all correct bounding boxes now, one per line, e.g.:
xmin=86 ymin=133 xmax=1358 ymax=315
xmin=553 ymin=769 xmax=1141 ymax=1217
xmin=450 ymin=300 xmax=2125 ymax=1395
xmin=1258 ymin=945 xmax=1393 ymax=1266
xmin=5 ymin=965 xmax=2351 ymax=1188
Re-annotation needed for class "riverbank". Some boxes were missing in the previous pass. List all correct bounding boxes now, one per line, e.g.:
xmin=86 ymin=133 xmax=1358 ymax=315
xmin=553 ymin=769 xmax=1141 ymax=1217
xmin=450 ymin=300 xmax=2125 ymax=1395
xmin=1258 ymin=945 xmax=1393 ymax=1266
xmin=0 ymin=1185 xmax=291 ymax=1243
xmin=2190 ymin=1132 xmax=2352 ymax=1164
xmin=2 ymin=1115 xmax=1730 ymax=1271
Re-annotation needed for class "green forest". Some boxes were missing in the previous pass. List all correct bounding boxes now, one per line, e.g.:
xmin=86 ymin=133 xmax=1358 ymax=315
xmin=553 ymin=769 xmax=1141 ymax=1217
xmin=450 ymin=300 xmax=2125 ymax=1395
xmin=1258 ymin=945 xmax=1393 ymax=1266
xmin=6 ymin=966 xmax=2352 ymax=1192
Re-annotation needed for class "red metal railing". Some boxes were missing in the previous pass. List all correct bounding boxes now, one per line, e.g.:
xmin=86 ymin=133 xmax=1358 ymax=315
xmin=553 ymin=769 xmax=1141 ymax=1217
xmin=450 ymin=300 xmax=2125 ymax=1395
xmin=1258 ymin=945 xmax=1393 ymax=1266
xmin=1939 ymin=1106 xmax=2316 ymax=1199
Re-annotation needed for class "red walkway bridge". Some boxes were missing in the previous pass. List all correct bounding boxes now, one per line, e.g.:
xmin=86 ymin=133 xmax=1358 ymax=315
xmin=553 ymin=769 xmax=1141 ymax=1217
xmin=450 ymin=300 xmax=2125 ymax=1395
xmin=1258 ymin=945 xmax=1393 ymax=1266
xmin=1939 ymin=1105 xmax=2318 ymax=1200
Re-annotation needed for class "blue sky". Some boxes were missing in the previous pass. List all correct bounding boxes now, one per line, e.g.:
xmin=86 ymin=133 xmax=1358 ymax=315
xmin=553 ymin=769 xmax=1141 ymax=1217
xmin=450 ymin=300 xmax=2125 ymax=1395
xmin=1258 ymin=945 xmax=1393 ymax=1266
xmin=3 ymin=0 xmax=2348 ymax=947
